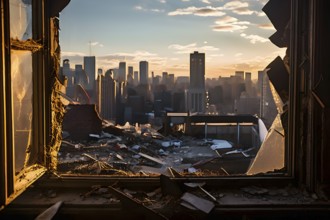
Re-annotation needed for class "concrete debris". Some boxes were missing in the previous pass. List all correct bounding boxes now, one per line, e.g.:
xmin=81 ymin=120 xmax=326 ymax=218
xmin=160 ymin=174 xmax=183 ymax=197
xmin=62 ymin=104 xmax=102 ymax=140
xmin=58 ymin=121 xmax=264 ymax=176
xmin=210 ymin=139 xmax=232 ymax=150
xmin=241 ymin=186 xmax=269 ymax=196
xmin=181 ymin=192 xmax=215 ymax=214
xmin=108 ymin=186 xmax=169 ymax=220
xmin=184 ymin=182 xmax=217 ymax=202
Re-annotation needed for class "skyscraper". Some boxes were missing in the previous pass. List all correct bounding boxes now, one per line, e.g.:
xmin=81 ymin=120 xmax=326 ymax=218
xmin=188 ymin=51 xmax=206 ymax=113
xmin=139 ymin=61 xmax=149 ymax=85
xmin=83 ymin=56 xmax=96 ymax=90
xmin=127 ymin=66 xmax=134 ymax=85
xmin=134 ymin=71 xmax=139 ymax=85
xmin=100 ymin=70 xmax=116 ymax=120
xmin=190 ymin=51 xmax=205 ymax=90
xmin=235 ymin=71 xmax=244 ymax=80
xmin=62 ymin=59 xmax=73 ymax=86
xmin=118 ymin=62 xmax=126 ymax=82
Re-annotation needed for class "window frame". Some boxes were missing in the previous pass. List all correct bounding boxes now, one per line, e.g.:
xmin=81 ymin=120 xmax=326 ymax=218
xmin=1 ymin=0 xmax=327 ymax=209
xmin=0 ymin=0 xmax=47 ymax=209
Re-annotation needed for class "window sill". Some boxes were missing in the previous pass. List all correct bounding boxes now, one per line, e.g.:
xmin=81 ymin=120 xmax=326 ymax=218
xmin=2 ymin=175 xmax=330 ymax=219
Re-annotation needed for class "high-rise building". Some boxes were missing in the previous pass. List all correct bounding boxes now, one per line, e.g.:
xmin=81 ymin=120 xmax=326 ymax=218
xmin=162 ymin=72 xmax=168 ymax=85
xmin=112 ymin=68 xmax=119 ymax=81
xmin=127 ymin=66 xmax=134 ymax=85
xmin=258 ymin=70 xmax=264 ymax=94
xmin=62 ymin=59 xmax=75 ymax=98
xmin=98 ymin=68 xmax=103 ymax=75
xmin=168 ymin=74 xmax=175 ymax=88
xmin=133 ymin=71 xmax=139 ymax=85
xmin=118 ymin=62 xmax=126 ymax=82
xmin=74 ymin=64 xmax=88 ymax=88
xmin=83 ymin=56 xmax=96 ymax=90
xmin=100 ymin=70 xmax=116 ymax=120
xmin=139 ymin=61 xmax=149 ymax=85
xmin=235 ymin=71 xmax=244 ymax=80
xmin=245 ymin=72 xmax=252 ymax=82
xmin=188 ymin=51 xmax=206 ymax=113
xmin=62 ymin=59 xmax=73 ymax=86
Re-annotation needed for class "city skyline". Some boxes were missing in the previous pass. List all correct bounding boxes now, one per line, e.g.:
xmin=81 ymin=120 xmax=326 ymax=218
xmin=59 ymin=0 xmax=286 ymax=79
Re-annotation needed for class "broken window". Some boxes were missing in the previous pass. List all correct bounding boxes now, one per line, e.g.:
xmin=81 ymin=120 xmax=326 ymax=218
xmin=0 ymin=0 xmax=49 ymax=207
xmin=55 ymin=0 xmax=289 ymax=177
xmin=1 ymin=0 xmax=329 ymax=214
xmin=11 ymin=50 xmax=33 ymax=173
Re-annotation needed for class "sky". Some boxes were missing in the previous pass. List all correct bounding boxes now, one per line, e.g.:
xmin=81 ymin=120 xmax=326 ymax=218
xmin=59 ymin=0 xmax=285 ymax=79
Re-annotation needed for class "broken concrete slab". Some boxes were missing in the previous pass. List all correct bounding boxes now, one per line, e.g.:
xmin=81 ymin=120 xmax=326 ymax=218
xmin=62 ymin=104 xmax=102 ymax=140
xmin=181 ymin=192 xmax=215 ymax=214
xmin=108 ymin=186 xmax=168 ymax=220
xmin=160 ymin=175 xmax=183 ymax=198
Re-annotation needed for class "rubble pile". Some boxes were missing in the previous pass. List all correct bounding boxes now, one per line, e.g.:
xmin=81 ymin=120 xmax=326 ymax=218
xmin=57 ymin=121 xmax=257 ymax=176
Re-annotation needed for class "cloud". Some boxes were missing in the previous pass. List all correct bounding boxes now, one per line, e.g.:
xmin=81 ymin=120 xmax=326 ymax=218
xmin=223 ymin=1 xmax=260 ymax=15
xmin=159 ymin=0 xmax=166 ymax=3
xmin=168 ymin=43 xmax=219 ymax=54
xmin=168 ymin=6 xmax=226 ymax=17
xmin=181 ymin=0 xmax=190 ymax=1
xmin=88 ymin=41 xmax=104 ymax=47
xmin=62 ymin=51 xmax=86 ymax=57
xmin=134 ymin=5 xmax=143 ymax=10
xmin=255 ymin=11 xmax=266 ymax=17
xmin=235 ymin=53 xmax=243 ymax=57
xmin=212 ymin=16 xmax=250 ymax=32
xmin=151 ymin=8 xmax=165 ymax=13
xmin=98 ymin=51 xmax=168 ymax=69
xmin=240 ymin=33 xmax=269 ymax=44
xmin=201 ymin=0 xmax=211 ymax=4
xmin=223 ymin=1 xmax=249 ymax=10
xmin=210 ymin=53 xmax=224 ymax=57
xmin=258 ymin=23 xmax=275 ymax=30
xmin=134 ymin=5 xmax=164 ymax=13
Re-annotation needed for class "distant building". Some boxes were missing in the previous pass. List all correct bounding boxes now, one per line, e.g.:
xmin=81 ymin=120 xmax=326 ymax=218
xmin=175 ymin=76 xmax=189 ymax=91
xmin=74 ymin=64 xmax=88 ymax=88
xmin=83 ymin=56 xmax=96 ymax=90
xmin=188 ymin=51 xmax=206 ymax=113
xmin=245 ymin=72 xmax=254 ymax=97
xmin=152 ymin=75 xmax=161 ymax=86
xmin=235 ymin=71 xmax=244 ymax=80
xmin=245 ymin=72 xmax=252 ymax=82
xmin=118 ymin=62 xmax=126 ymax=82
xmin=127 ymin=66 xmax=134 ymax=85
xmin=62 ymin=59 xmax=75 ymax=98
xmin=133 ymin=71 xmax=139 ymax=85
xmin=98 ymin=68 xmax=103 ymax=75
xmin=162 ymin=72 xmax=168 ymax=85
xmin=139 ymin=61 xmax=149 ymax=85
xmin=100 ymin=70 xmax=116 ymax=120
xmin=258 ymin=70 xmax=264 ymax=94
xmin=168 ymin=74 xmax=175 ymax=88
xmin=112 ymin=68 xmax=119 ymax=81
xmin=62 ymin=59 xmax=74 ymax=86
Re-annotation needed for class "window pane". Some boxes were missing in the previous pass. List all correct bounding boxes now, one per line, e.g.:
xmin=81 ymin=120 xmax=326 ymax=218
xmin=11 ymin=50 xmax=33 ymax=173
xmin=10 ymin=0 xmax=32 ymax=40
